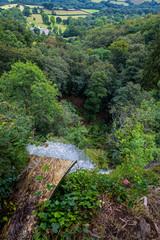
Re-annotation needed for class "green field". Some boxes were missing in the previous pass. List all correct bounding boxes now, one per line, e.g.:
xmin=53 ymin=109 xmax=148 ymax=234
xmin=26 ymin=5 xmax=43 ymax=8
xmin=57 ymin=15 xmax=88 ymax=19
xmin=110 ymin=1 xmax=129 ymax=5
xmin=27 ymin=14 xmax=67 ymax=32
xmin=43 ymin=9 xmax=52 ymax=15
xmin=1 ymin=4 xmax=96 ymax=32
xmin=81 ymin=9 xmax=100 ymax=13
xmin=92 ymin=0 xmax=160 ymax=2
xmin=1 ymin=4 xmax=24 ymax=10
xmin=55 ymin=10 xmax=88 ymax=16
xmin=1 ymin=5 xmax=91 ymax=18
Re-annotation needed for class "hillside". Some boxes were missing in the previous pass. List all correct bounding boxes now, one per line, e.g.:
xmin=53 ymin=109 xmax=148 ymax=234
xmin=0 ymin=3 xmax=160 ymax=240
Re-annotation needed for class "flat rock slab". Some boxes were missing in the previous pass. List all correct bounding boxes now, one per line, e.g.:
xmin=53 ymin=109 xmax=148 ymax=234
xmin=0 ymin=155 xmax=76 ymax=240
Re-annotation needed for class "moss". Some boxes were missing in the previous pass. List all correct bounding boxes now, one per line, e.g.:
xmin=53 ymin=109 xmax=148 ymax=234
xmin=84 ymin=148 xmax=109 ymax=169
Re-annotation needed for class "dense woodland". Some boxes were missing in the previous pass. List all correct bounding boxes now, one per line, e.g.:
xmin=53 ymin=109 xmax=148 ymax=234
xmin=0 ymin=2 xmax=160 ymax=239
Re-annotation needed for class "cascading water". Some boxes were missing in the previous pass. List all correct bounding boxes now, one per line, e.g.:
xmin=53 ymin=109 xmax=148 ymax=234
xmin=1 ymin=142 xmax=112 ymax=239
xmin=27 ymin=141 xmax=95 ymax=172
xmin=27 ymin=141 xmax=112 ymax=174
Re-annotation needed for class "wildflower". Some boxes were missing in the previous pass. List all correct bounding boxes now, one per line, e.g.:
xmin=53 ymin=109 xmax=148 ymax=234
xmin=123 ymin=179 xmax=130 ymax=184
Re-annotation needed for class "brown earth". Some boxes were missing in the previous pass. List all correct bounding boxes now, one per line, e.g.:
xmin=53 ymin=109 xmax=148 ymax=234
xmin=87 ymin=190 xmax=160 ymax=240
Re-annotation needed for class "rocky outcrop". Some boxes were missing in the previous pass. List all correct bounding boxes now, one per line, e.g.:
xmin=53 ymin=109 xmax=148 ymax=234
xmin=0 ymin=155 xmax=75 ymax=240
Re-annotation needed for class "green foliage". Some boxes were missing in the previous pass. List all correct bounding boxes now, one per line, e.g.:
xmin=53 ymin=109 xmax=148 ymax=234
xmin=111 ymin=82 xmax=151 ymax=122
xmin=109 ymin=112 xmax=160 ymax=168
xmin=41 ymin=12 xmax=49 ymax=25
xmin=117 ymin=123 xmax=158 ymax=167
xmin=36 ymin=176 xmax=44 ymax=181
xmin=108 ymin=163 xmax=160 ymax=203
xmin=0 ymin=169 xmax=19 ymax=210
xmin=109 ymin=40 xmax=129 ymax=71
xmin=1 ymin=10 xmax=160 ymax=238
xmin=141 ymin=31 xmax=160 ymax=90
xmin=42 ymin=165 xmax=51 ymax=171
xmin=85 ymin=71 xmax=108 ymax=119
xmin=56 ymin=17 xmax=62 ymax=24
xmin=0 ymin=18 xmax=34 ymax=48
xmin=0 ymin=99 xmax=32 ymax=210
xmin=65 ymin=123 xmax=92 ymax=148
xmin=136 ymin=99 xmax=160 ymax=147
xmin=0 ymin=100 xmax=32 ymax=176
xmin=34 ymin=169 xmax=110 ymax=239
xmin=53 ymin=25 xmax=58 ymax=35
xmin=87 ymin=122 xmax=107 ymax=148
xmin=23 ymin=6 xmax=31 ymax=17
xmin=0 ymin=61 xmax=61 ymax=135
xmin=84 ymin=148 xmax=109 ymax=169
xmin=0 ymin=7 xmax=26 ymax=23
xmin=90 ymin=47 xmax=111 ymax=61
xmin=53 ymin=100 xmax=81 ymax=137
xmin=0 ymin=29 xmax=23 ymax=48
xmin=50 ymin=15 xmax=55 ymax=26
xmin=35 ymin=165 xmax=160 ymax=239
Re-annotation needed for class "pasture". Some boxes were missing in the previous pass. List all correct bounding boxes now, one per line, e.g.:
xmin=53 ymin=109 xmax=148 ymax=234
xmin=58 ymin=15 xmax=88 ymax=19
xmin=26 ymin=5 xmax=43 ymax=8
xmin=1 ymin=4 xmax=24 ymax=11
xmin=55 ymin=10 xmax=88 ymax=16
xmin=81 ymin=9 xmax=100 ymax=13
xmin=27 ymin=14 xmax=44 ymax=27
xmin=1 ymin=4 xmax=95 ymax=33
xmin=110 ymin=1 xmax=129 ymax=5
xmin=43 ymin=9 xmax=52 ymax=15
xmin=132 ymin=0 xmax=160 ymax=3
xmin=27 ymin=14 xmax=67 ymax=32
xmin=0 ymin=4 xmax=43 ymax=11
xmin=92 ymin=0 xmax=160 ymax=3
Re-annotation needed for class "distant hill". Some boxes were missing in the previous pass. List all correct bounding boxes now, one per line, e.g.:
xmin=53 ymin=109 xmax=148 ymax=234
xmin=131 ymin=0 xmax=160 ymax=4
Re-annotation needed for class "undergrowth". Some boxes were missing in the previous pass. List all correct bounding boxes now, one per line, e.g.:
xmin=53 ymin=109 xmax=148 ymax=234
xmin=33 ymin=165 xmax=160 ymax=239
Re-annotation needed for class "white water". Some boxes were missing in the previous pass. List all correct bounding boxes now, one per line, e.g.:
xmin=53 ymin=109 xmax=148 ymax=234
xmin=27 ymin=141 xmax=112 ymax=174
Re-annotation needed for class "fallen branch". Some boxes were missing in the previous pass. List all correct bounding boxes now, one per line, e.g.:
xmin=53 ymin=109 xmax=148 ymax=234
xmin=141 ymin=196 xmax=148 ymax=209
xmin=88 ymin=230 xmax=100 ymax=239
xmin=116 ymin=222 xmax=128 ymax=237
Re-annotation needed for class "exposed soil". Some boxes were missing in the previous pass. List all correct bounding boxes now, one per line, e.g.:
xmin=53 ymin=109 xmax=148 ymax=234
xmin=88 ymin=190 xmax=160 ymax=240
xmin=60 ymin=95 xmax=85 ymax=109
xmin=60 ymin=95 xmax=111 ymax=124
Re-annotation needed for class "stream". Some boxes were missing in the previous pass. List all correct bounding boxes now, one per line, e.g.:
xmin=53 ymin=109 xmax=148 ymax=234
xmin=0 ymin=142 xmax=111 ymax=239
xmin=27 ymin=141 xmax=112 ymax=174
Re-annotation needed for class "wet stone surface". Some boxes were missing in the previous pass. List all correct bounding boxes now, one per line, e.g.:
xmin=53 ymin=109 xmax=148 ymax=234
xmin=0 ymin=155 xmax=75 ymax=240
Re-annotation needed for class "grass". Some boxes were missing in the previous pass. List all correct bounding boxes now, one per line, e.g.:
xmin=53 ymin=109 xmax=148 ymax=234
xmin=66 ymin=15 xmax=88 ymax=18
xmin=0 ymin=4 xmax=43 ymax=11
xmin=110 ymin=1 xmax=129 ymax=5
xmin=55 ymin=23 xmax=67 ymax=32
xmin=92 ymin=0 xmax=160 ymax=2
xmin=26 ymin=5 xmax=43 ymax=8
xmin=27 ymin=14 xmax=67 ymax=32
xmin=51 ymin=15 xmax=87 ymax=20
xmin=55 ymin=10 xmax=88 ymax=15
xmin=27 ymin=14 xmax=43 ymax=26
xmin=1 ymin=4 xmax=91 ymax=25
xmin=81 ymin=9 xmax=100 ymax=13
xmin=91 ymin=0 xmax=106 ymax=2
xmin=43 ymin=9 xmax=52 ymax=15
xmin=1 ymin=4 xmax=23 ymax=10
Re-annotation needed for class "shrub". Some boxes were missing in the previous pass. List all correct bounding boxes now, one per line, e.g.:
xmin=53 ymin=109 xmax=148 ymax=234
xmin=0 ymin=99 xmax=32 ymax=209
